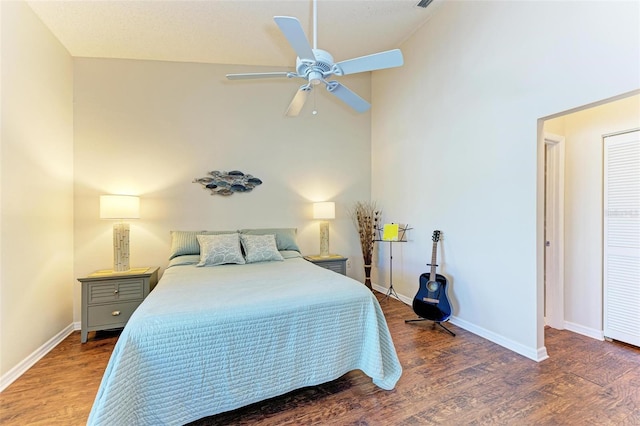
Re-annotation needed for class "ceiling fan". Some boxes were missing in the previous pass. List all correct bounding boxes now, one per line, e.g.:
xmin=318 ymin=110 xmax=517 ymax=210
xmin=225 ymin=0 xmax=404 ymax=117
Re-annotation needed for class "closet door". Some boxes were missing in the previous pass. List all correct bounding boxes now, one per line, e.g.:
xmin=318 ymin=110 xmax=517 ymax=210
xmin=603 ymin=130 xmax=640 ymax=346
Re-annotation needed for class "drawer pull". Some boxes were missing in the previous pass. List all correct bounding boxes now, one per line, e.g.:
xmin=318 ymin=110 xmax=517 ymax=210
xmin=112 ymin=310 xmax=121 ymax=316
xmin=114 ymin=289 xmax=119 ymax=294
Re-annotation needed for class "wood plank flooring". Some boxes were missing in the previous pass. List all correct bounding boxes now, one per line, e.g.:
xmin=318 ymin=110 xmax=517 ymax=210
xmin=1 ymin=293 xmax=639 ymax=425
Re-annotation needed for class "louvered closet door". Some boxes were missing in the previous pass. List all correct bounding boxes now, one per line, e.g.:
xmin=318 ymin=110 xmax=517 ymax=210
xmin=603 ymin=130 xmax=640 ymax=346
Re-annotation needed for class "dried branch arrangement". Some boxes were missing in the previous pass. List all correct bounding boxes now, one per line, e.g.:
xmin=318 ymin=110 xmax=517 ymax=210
xmin=350 ymin=201 xmax=381 ymax=265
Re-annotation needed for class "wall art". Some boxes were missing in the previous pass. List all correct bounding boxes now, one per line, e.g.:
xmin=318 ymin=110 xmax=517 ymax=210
xmin=193 ymin=170 xmax=263 ymax=196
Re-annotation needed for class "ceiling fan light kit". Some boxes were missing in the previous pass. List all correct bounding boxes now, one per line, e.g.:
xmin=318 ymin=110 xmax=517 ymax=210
xmin=226 ymin=1 xmax=403 ymax=117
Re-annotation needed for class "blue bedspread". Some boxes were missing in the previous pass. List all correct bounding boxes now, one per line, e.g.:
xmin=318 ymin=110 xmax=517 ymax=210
xmin=88 ymin=257 xmax=402 ymax=425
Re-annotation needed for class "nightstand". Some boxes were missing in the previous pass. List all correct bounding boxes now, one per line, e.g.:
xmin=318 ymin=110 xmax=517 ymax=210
xmin=304 ymin=255 xmax=348 ymax=275
xmin=78 ymin=267 xmax=159 ymax=343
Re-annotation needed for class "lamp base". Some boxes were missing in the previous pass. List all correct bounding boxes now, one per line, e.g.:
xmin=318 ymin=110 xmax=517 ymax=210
xmin=113 ymin=223 xmax=131 ymax=272
xmin=319 ymin=221 xmax=330 ymax=257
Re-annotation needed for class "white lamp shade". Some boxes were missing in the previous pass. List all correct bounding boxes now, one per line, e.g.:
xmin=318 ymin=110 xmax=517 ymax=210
xmin=100 ymin=195 xmax=140 ymax=219
xmin=313 ymin=202 xmax=335 ymax=220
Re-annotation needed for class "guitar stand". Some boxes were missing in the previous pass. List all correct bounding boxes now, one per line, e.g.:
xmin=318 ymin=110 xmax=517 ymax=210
xmin=404 ymin=318 xmax=456 ymax=337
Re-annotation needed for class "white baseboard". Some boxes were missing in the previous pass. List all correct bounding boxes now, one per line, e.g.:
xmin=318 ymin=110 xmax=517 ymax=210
xmin=564 ymin=321 xmax=604 ymax=341
xmin=0 ymin=323 xmax=75 ymax=392
xmin=372 ymin=283 xmax=548 ymax=362
xmin=450 ymin=315 xmax=548 ymax=362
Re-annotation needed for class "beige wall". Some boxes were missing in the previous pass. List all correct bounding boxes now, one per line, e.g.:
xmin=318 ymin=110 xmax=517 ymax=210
xmin=72 ymin=58 xmax=372 ymax=323
xmin=1 ymin=1 xmax=74 ymax=379
xmin=546 ymin=95 xmax=640 ymax=337
xmin=371 ymin=0 xmax=639 ymax=359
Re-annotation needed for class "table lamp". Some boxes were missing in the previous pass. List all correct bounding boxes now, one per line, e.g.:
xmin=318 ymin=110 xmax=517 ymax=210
xmin=313 ymin=201 xmax=335 ymax=257
xmin=100 ymin=195 xmax=140 ymax=272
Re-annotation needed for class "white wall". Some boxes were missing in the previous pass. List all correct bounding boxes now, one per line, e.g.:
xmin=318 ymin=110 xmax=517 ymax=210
xmin=371 ymin=0 xmax=639 ymax=360
xmin=546 ymin=95 xmax=640 ymax=337
xmin=73 ymin=58 xmax=372 ymax=323
xmin=0 ymin=1 xmax=74 ymax=379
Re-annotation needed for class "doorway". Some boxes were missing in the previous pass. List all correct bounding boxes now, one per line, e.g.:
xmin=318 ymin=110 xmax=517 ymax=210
xmin=539 ymin=90 xmax=640 ymax=353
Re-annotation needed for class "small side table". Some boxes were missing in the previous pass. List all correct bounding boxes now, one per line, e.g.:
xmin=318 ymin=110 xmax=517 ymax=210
xmin=78 ymin=267 xmax=159 ymax=343
xmin=304 ymin=254 xmax=347 ymax=275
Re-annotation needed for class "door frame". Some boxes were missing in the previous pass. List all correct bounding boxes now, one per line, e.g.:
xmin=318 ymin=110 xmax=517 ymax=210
xmin=544 ymin=132 xmax=565 ymax=329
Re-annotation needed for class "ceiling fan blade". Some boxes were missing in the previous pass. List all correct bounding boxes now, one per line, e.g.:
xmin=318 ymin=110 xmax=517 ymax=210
xmin=334 ymin=49 xmax=404 ymax=76
xmin=226 ymin=72 xmax=291 ymax=80
xmin=274 ymin=16 xmax=316 ymax=62
xmin=285 ymin=87 xmax=310 ymax=117
xmin=326 ymin=81 xmax=370 ymax=113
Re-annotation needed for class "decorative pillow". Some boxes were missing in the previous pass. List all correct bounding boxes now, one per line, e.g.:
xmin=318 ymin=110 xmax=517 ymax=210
xmin=196 ymin=233 xmax=245 ymax=267
xmin=169 ymin=230 xmax=235 ymax=260
xmin=239 ymin=228 xmax=300 ymax=252
xmin=239 ymin=234 xmax=284 ymax=263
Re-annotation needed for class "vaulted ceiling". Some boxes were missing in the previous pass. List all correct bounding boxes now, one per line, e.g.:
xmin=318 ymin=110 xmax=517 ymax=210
xmin=27 ymin=0 xmax=442 ymax=68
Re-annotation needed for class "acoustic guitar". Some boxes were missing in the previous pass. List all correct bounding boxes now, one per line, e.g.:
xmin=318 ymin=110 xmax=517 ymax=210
xmin=411 ymin=230 xmax=452 ymax=323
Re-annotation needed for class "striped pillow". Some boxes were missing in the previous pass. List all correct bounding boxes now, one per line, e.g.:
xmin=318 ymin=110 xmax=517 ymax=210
xmin=169 ymin=230 xmax=235 ymax=259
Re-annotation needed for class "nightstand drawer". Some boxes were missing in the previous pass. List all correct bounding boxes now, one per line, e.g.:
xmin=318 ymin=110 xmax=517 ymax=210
xmin=320 ymin=262 xmax=346 ymax=275
xmin=88 ymin=279 xmax=144 ymax=304
xmin=303 ymin=255 xmax=348 ymax=276
xmin=87 ymin=301 xmax=140 ymax=327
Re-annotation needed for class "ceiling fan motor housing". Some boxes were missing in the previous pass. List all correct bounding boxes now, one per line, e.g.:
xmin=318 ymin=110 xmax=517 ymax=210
xmin=296 ymin=49 xmax=334 ymax=82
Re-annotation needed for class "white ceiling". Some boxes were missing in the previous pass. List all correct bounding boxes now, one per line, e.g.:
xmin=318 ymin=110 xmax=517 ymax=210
xmin=26 ymin=0 xmax=442 ymax=68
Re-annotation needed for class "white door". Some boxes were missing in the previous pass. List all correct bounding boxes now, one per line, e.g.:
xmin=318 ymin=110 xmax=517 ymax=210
xmin=603 ymin=130 xmax=640 ymax=346
xmin=545 ymin=133 xmax=565 ymax=329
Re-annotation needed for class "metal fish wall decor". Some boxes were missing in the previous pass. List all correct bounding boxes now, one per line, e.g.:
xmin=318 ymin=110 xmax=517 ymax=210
xmin=193 ymin=170 xmax=263 ymax=196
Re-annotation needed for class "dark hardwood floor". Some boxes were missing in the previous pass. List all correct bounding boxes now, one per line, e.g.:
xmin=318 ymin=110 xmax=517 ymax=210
xmin=1 ymin=293 xmax=639 ymax=425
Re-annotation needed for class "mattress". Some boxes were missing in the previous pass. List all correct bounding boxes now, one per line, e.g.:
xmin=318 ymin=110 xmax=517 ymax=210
xmin=87 ymin=256 xmax=402 ymax=425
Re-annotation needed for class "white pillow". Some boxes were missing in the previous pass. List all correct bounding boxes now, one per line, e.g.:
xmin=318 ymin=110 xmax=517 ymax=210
xmin=196 ymin=233 xmax=245 ymax=267
xmin=240 ymin=234 xmax=284 ymax=264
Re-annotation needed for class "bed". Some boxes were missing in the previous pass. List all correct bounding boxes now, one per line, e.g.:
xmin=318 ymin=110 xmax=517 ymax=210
xmin=87 ymin=229 xmax=402 ymax=426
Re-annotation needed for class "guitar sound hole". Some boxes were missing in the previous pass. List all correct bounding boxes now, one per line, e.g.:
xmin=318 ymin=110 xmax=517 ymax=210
xmin=427 ymin=281 xmax=439 ymax=292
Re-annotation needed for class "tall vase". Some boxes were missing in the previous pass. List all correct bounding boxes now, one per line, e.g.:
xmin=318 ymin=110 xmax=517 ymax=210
xmin=364 ymin=264 xmax=372 ymax=290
